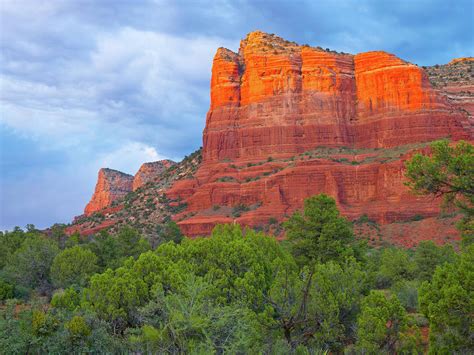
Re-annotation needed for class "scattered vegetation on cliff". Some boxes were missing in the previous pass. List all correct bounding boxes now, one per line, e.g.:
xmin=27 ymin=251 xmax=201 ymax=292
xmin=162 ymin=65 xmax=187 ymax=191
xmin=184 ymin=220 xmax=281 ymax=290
xmin=1 ymin=190 xmax=472 ymax=353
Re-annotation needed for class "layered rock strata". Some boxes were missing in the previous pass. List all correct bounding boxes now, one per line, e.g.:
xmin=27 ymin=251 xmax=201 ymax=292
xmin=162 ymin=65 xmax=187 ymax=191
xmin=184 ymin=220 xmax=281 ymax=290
xmin=78 ymin=32 xmax=473 ymax=244
xmin=169 ymin=31 xmax=473 ymax=237
xmin=133 ymin=160 xmax=176 ymax=191
xmin=84 ymin=169 xmax=134 ymax=215
xmin=84 ymin=160 xmax=176 ymax=215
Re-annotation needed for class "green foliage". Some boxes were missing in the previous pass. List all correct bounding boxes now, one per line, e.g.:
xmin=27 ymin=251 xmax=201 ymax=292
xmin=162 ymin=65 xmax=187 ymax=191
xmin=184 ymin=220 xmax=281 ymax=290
xmin=284 ymin=194 xmax=355 ymax=265
xmin=82 ymin=267 xmax=148 ymax=334
xmin=0 ymin=227 xmax=31 ymax=269
xmin=263 ymin=258 xmax=366 ymax=351
xmin=377 ymin=248 xmax=415 ymax=288
xmin=116 ymin=226 xmax=151 ymax=259
xmin=87 ymin=230 xmax=121 ymax=269
xmin=4 ymin=235 xmax=59 ymax=291
xmin=133 ymin=275 xmax=261 ymax=353
xmin=0 ymin=193 xmax=470 ymax=353
xmin=356 ymin=290 xmax=415 ymax=354
xmin=155 ymin=221 xmax=183 ymax=246
xmin=419 ymin=245 xmax=474 ymax=353
xmin=0 ymin=279 xmax=14 ymax=301
xmin=0 ymin=300 xmax=126 ymax=353
xmin=51 ymin=287 xmax=81 ymax=311
xmin=405 ymin=140 xmax=474 ymax=246
xmin=65 ymin=315 xmax=91 ymax=343
xmin=391 ymin=280 xmax=419 ymax=312
xmin=50 ymin=246 xmax=99 ymax=288
xmin=414 ymin=240 xmax=456 ymax=281
xmin=32 ymin=309 xmax=58 ymax=337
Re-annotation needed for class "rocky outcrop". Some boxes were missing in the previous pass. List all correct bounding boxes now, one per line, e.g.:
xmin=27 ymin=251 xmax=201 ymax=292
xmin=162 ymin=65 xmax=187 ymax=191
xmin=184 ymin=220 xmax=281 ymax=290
xmin=84 ymin=160 xmax=176 ymax=215
xmin=169 ymin=31 xmax=473 ymax=237
xmin=425 ymin=57 xmax=474 ymax=127
xmin=84 ymin=169 xmax=134 ymax=215
xmin=76 ymin=31 xmax=472 ymax=245
xmin=203 ymin=32 xmax=469 ymax=164
xmin=133 ymin=160 xmax=176 ymax=191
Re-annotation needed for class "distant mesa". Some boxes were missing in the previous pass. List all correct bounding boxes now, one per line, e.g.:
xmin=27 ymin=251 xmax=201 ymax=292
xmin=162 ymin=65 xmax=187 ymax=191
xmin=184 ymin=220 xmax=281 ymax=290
xmin=84 ymin=160 xmax=176 ymax=215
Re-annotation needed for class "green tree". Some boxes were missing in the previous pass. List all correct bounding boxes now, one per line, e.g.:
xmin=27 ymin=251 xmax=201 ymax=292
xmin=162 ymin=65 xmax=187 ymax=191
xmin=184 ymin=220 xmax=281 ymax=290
xmin=0 ymin=279 xmax=14 ymax=301
xmin=65 ymin=315 xmax=92 ymax=344
xmin=50 ymin=246 xmax=99 ymax=288
xmin=405 ymin=140 xmax=474 ymax=246
xmin=0 ymin=227 xmax=28 ymax=269
xmin=263 ymin=258 xmax=366 ymax=351
xmin=419 ymin=245 xmax=474 ymax=353
xmin=5 ymin=235 xmax=59 ymax=291
xmin=414 ymin=240 xmax=456 ymax=281
xmin=157 ymin=224 xmax=288 ymax=308
xmin=155 ymin=221 xmax=183 ymax=247
xmin=356 ymin=291 xmax=412 ymax=353
xmin=87 ymin=230 xmax=121 ymax=270
xmin=116 ymin=226 xmax=151 ymax=260
xmin=81 ymin=267 xmax=148 ymax=334
xmin=51 ymin=287 xmax=81 ymax=311
xmin=377 ymin=248 xmax=415 ymax=288
xmin=50 ymin=223 xmax=67 ymax=248
xmin=284 ymin=194 xmax=355 ymax=265
xmin=134 ymin=275 xmax=260 ymax=353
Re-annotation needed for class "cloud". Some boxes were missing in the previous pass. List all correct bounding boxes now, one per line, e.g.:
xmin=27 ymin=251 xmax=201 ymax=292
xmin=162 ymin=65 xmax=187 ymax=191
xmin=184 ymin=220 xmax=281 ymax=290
xmin=94 ymin=141 xmax=165 ymax=175
xmin=0 ymin=0 xmax=472 ymax=230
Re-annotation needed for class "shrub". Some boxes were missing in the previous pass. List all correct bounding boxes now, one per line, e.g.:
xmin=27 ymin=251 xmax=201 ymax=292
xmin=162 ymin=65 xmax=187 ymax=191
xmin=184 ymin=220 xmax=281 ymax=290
xmin=391 ymin=280 xmax=419 ymax=312
xmin=0 ymin=279 xmax=14 ymax=301
xmin=231 ymin=204 xmax=250 ymax=218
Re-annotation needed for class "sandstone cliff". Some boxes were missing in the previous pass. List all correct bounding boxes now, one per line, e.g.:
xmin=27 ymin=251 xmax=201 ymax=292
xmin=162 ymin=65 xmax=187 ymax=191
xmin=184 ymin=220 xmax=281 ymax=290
xmin=133 ymin=160 xmax=176 ymax=191
xmin=168 ymin=31 xmax=473 ymax=237
xmin=73 ymin=31 xmax=473 ymax=246
xmin=84 ymin=168 xmax=134 ymax=215
xmin=84 ymin=160 xmax=176 ymax=215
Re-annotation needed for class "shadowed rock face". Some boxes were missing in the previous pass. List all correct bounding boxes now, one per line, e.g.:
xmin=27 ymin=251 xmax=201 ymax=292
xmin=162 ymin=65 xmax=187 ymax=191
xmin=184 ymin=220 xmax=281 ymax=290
xmin=133 ymin=160 xmax=176 ymax=191
xmin=425 ymin=57 xmax=474 ymax=120
xmin=167 ymin=31 xmax=473 ymax=238
xmin=84 ymin=169 xmax=134 ymax=215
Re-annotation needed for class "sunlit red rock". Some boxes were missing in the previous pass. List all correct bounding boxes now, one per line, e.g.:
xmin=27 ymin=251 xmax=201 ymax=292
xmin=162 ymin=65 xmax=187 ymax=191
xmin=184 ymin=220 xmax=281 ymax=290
xmin=171 ymin=31 xmax=473 ymax=238
xmin=78 ymin=31 xmax=473 ymax=245
xmin=84 ymin=169 xmax=134 ymax=215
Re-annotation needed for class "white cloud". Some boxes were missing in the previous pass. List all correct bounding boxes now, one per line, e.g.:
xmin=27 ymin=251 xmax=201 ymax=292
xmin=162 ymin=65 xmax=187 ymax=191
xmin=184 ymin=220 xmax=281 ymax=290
xmin=94 ymin=141 xmax=165 ymax=175
xmin=0 ymin=27 xmax=236 ymax=152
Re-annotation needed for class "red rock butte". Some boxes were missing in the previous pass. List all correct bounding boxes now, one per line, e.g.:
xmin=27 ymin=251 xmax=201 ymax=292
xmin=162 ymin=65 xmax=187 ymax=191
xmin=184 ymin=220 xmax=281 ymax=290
xmin=167 ymin=31 xmax=472 ymax=236
xmin=80 ymin=31 xmax=473 ymax=242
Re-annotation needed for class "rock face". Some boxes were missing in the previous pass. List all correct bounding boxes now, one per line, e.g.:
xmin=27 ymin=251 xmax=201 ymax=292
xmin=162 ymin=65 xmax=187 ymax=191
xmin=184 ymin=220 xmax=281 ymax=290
xmin=167 ymin=31 xmax=473 ymax=237
xmin=425 ymin=57 xmax=474 ymax=123
xmin=84 ymin=160 xmax=176 ymax=215
xmin=84 ymin=169 xmax=134 ymax=215
xmin=133 ymin=160 xmax=176 ymax=191
xmin=77 ymin=32 xmax=473 ymax=245
xmin=203 ymin=32 xmax=469 ymax=164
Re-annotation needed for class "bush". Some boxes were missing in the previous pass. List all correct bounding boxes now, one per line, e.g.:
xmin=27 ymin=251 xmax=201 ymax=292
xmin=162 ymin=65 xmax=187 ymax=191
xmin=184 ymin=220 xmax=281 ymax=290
xmin=232 ymin=204 xmax=250 ymax=218
xmin=0 ymin=279 xmax=14 ymax=301
xmin=391 ymin=280 xmax=419 ymax=312
xmin=50 ymin=246 xmax=99 ymax=288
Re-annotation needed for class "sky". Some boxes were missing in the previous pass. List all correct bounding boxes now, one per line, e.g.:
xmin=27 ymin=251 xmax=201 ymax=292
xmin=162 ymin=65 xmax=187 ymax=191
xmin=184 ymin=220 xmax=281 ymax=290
xmin=1 ymin=0 xmax=473 ymax=230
